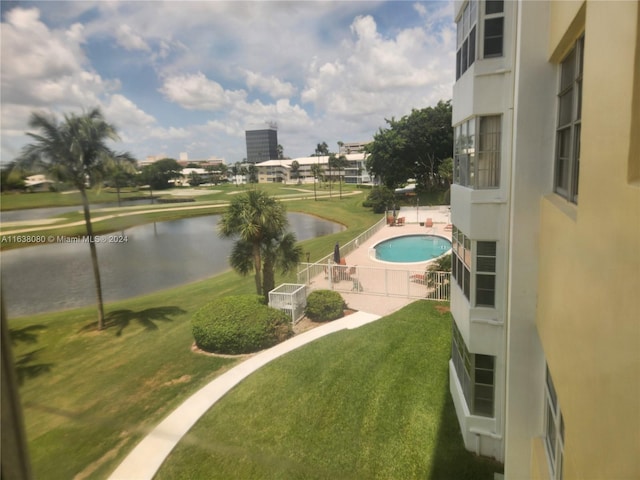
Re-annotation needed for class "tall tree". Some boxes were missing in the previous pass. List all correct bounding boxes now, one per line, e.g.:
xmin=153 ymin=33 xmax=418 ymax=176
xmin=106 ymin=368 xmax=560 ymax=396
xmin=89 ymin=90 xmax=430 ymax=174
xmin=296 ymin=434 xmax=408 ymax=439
xmin=230 ymin=163 xmax=239 ymax=186
xmin=104 ymin=151 xmax=137 ymax=207
xmin=219 ymin=190 xmax=302 ymax=299
xmin=17 ymin=108 xmax=119 ymax=330
xmin=290 ymin=160 xmax=300 ymax=183
xmin=248 ymin=164 xmax=258 ymax=183
xmin=313 ymin=142 xmax=329 ymax=157
xmin=140 ymin=158 xmax=182 ymax=190
xmin=218 ymin=163 xmax=229 ymax=183
xmin=366 ymin=100 xmax=452 ymax=189
xmin=333 ymin=154 xmax=349 ymax=199
xmin=327 ymin=153 xmax=336 ymax=197
xmin=310 ymin=163 xmax=324 ymax=201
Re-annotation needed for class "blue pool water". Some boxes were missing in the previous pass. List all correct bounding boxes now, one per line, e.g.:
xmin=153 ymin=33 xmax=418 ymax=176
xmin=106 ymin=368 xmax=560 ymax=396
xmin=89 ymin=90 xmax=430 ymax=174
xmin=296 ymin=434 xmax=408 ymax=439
xmin=374 ymin=235 xmax=451 ymax=263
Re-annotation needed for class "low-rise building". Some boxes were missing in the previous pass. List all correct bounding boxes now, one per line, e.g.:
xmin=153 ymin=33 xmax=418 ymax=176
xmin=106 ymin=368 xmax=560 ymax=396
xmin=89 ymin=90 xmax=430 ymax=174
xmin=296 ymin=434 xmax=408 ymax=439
xmin=255 ymin=153 xmax=371 ymax=185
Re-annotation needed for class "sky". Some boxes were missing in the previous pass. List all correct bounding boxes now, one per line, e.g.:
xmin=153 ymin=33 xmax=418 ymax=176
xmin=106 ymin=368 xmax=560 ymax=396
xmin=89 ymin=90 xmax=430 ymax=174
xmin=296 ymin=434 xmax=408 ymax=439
xmin=0 ymin=0 xmax=455 ymax=165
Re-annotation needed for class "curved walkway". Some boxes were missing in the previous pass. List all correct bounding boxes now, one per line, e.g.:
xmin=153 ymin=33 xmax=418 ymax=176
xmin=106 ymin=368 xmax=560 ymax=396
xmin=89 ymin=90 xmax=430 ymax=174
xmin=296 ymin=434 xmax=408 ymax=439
xmin=108 ymin=311 xmax=381 ymax=480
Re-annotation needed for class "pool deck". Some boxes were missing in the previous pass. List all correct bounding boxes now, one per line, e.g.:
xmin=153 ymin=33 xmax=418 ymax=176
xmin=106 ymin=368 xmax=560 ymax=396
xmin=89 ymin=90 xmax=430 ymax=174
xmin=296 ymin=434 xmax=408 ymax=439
xmin=307 ymin=205 xmax=453 ymax=313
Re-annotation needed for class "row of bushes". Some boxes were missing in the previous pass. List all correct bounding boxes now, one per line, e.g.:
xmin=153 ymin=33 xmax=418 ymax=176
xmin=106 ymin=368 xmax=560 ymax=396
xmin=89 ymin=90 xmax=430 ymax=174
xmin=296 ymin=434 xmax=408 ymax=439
xmin=192 ymin=290 xmax=347 ymax=355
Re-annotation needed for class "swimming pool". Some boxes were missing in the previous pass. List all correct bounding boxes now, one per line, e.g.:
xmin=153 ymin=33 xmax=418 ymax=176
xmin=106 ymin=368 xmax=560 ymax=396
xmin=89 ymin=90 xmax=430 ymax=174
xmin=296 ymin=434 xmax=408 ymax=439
xmin=373 ymin=235 xmax=451 ymax=263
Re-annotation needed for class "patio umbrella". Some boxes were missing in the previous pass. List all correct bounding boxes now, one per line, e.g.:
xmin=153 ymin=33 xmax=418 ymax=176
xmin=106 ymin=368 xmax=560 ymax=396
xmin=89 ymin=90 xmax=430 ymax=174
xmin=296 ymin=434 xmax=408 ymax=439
xmin=334 ymin=242 xmax=341 ymax=264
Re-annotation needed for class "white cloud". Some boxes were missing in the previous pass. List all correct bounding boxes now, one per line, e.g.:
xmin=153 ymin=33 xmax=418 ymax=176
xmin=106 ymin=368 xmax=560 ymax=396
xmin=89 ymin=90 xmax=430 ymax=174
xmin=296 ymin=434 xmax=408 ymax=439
xmin=413 ymin=3 xmax=428 ymax=17
xmin=104 ymin=94 xmax=155 ymax=129
xmin=148 ymin=126 xmax=191 ymax=140
xmin=301 ymin=13 xmax=454 ymax=120
xmin=116 ymin=24 xmax=151 ymax=52
xmin=243 ymin=70 xmax=296 ymax=99
xmin=1 ymin=8 xmax=86 ymax=82
xmin=159 ymin=72 xmax=247 ymax=111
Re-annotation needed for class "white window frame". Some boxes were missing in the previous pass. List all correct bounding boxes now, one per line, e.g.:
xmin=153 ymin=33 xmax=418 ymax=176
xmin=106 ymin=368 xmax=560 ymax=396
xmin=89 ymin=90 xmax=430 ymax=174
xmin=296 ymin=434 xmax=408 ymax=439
xmin=475 ymin=241 xmax=496 ymax=307
xmin=483 ymin=0 xmax=504 ymax=58
xmin=454 ymin=115 xmax=501 ymax=189
xmin=554 ymin=35 xmax=584 ymax=204
xmin=451 ymin=321 xmax=495 ymax=417
xmin=545 ymin=366 xmax=564 ymax=480
xmin=456 ymin=0 xmax=477 ymax=80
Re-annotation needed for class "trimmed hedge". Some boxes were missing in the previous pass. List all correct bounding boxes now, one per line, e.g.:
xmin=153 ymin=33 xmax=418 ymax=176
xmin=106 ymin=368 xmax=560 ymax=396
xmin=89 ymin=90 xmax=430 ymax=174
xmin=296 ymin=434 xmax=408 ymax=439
xmin=305 ymin=290 xmax=346 ymax=322
xmin=192 ymin=295 xmax=292 ymax=354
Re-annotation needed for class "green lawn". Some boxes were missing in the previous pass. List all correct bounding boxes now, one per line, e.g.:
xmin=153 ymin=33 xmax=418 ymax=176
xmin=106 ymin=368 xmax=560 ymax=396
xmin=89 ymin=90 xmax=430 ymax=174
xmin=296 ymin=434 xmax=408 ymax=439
xmin=156 ymin=301 xmax=502 ymax=480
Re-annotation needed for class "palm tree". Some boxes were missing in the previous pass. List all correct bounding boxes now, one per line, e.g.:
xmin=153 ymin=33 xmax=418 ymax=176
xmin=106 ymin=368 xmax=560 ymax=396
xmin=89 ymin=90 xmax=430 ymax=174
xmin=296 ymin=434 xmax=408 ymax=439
xmin=104 ymin=151 xmax=137 ymax=207
xmin=219 ymin=190 xmax=301 ymax=299
xmin=290 ymin=160 xmax=300 ymax=183
xmin=333 ymin=154 xmax=348 ymax=199
xmin=17 ymin=108 xmax=119 ymax=330
xmin=310 ymin=163 xmax=324 ymax=201
xmin=230 ymin=163 xmax=238 ymax=186
xmin=218 ymin=163 xmax=229 ymax=183
xmin=327 ymin=154 xmax=336 ymax=198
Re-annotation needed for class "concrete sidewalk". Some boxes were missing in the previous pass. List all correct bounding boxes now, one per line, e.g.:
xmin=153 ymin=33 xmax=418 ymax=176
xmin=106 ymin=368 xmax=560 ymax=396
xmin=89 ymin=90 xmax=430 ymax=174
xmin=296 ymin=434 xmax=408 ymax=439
xmin=108 ymin=310 xmax=381 ymax=480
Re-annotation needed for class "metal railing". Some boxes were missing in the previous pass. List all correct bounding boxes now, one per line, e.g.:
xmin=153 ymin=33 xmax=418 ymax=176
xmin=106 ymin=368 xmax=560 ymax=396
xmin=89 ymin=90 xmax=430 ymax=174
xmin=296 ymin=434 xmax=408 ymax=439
xmin=298 ymin=216 xmax=387 ymax=281
xmin=296 ymin=215 xmax=451 ymax=301
xmin=298 ymin=262 xmax=451 ymax=301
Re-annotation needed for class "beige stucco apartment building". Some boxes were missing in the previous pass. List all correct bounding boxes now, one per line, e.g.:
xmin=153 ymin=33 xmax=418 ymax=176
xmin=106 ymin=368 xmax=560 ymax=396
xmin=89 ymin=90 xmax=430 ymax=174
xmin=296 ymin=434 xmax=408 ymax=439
xmin=450 ymin=1 xmax=639 ymax=478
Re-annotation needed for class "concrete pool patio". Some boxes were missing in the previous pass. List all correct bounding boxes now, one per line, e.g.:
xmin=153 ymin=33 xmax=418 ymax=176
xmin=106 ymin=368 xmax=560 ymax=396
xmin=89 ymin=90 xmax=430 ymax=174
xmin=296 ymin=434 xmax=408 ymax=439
xmin=109 ymin=205 xmax=452 ymax=479
xmin=301 ymin=205 xmax=453 ymax=308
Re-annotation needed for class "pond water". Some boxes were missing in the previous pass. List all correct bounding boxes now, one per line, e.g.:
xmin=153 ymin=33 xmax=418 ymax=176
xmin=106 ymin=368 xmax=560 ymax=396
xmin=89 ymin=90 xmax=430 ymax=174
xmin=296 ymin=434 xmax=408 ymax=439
xmin=1 ymin=213 xmax=343 ymax=317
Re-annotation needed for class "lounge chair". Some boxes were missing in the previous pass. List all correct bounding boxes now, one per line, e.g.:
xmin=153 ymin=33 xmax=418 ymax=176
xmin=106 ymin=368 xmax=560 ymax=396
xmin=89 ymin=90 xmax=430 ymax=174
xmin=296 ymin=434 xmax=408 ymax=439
xmin=425 ymin=218 xmax=433 ymax=228
xmin=396 ymin=217 xmax=405 ymax=226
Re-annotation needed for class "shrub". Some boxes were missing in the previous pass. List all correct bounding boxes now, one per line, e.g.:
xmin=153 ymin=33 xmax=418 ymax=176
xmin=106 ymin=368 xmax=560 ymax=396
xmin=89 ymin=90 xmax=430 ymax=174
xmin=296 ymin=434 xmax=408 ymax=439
xmin=362 ymin=186 xmax=395 ymax=213
xmin=192 ymin=295 xmax=292 ymax=354
xmin=305 ymin=290 xmax=346 ymax=322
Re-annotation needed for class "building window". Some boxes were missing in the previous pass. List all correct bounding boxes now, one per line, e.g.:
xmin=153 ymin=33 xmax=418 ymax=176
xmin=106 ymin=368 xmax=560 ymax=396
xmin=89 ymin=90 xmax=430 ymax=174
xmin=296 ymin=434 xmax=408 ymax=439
xmin=451 ymin=321 xmax=495 ymax=417
xmin=476 ymin=241 xmax=496 ymax=307
xmin=454 ymin=120 xmax=475 ymax=187
xmin=483 ymin=1 xmax=504 ymax=57
xmin=454 ymin=116 xmax=501 ymax=189
xmin=452 ymin=227 xmax=497 ymax=307
xmin=477 ymin=116 xmax=501 ymax=188
xmin=452 ymin=226 xmax=471 ymax=300
xmin=554 ymin=35 xmax=584 ymax=204
xmin=456 ymin=1 xmax=477 ymax=80
xmin=545 ymin=366 xmax=564 ymax=480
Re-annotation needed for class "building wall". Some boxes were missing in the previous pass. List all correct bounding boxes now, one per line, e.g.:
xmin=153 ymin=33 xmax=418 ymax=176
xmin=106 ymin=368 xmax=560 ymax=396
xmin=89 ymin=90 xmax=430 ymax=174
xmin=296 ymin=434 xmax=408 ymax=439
xmin=451 ymin=1 xmax=639 ymax=478
xmin=502 ymin=1 xmax=556 ymax=476
xmin=535 ymin=1 xmax=640 ymax=479
xmin=245 ymin=128 xmax=278 ymax=163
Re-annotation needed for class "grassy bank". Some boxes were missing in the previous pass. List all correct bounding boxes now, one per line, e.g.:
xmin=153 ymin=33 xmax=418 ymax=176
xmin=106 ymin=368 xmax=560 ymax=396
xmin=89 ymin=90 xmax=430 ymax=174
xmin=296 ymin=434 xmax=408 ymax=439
xmin=156 ymin=301 xmax=502 ymax=479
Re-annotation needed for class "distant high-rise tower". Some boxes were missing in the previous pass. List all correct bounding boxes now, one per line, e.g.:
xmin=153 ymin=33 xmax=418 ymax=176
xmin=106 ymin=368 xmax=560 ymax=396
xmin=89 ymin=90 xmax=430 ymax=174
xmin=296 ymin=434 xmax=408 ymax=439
xmin=245 ymin=124 xmax=278 ymax=163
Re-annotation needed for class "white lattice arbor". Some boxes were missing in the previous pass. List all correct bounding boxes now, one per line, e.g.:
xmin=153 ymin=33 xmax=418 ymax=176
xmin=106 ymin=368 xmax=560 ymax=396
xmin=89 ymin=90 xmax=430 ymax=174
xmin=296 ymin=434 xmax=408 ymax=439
xmin=268 ymin=283 xmax=307 ymax=324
